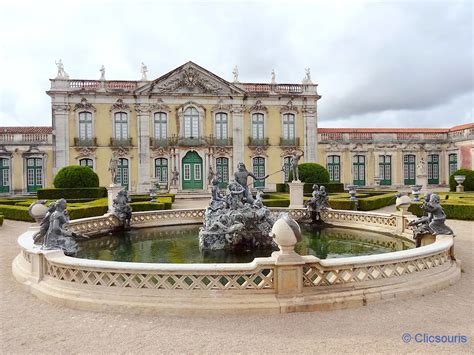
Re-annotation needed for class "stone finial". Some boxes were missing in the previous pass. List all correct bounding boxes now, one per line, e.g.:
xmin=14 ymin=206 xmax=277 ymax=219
xmin=270 ymin=213 xmax=303 ymax=263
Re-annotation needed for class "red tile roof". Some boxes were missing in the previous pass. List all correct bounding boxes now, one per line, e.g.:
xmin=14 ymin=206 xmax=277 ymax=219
xmin=318 ymin=122 xmax=473 ymax=134
xmin=0 ymin=127 xmax=53 ymax=134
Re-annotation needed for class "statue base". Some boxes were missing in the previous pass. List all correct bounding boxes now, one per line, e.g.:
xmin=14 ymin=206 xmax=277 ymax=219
xmin=289 ymin=181 xmax=305 ymax=209
xmin=416 ymin=174 xmax=428 ymax=193
xmin=107 ymin=184 xmax=123 ymax=213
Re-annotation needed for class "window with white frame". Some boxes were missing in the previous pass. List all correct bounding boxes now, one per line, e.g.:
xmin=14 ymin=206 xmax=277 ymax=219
xmin=448 ymin=154 xmax=457 ymax=177
xmin=184 ymin=107 xmax=199 ymax=138
xmin=78 ymin=112 xmax=92 ymax=140
xmin=282 ymin=113 xmax=295 ymax=140
xmin=114 ymin=112 xmax=128 ymax=140
xmin=155 ymin=158 xmax=168 ymax=183
xmin=252 ymin=113 xmax=264 ymax=139
xmin=154 ymin=112 xmax=167 ymax=140
xmin=79 ymin=158 xmax=94 ymax=169
xmin=215 ymin=112 xmax=228 ymax=139
xmin=327 ymin=155 xmax=340 ymax=182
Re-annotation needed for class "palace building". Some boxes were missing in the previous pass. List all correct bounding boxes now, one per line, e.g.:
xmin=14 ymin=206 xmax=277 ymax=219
xmin=0 ymin=61 xmax=472 ymax=194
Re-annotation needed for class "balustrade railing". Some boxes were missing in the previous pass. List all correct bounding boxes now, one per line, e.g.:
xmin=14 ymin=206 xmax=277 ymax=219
xmin=248 ymin=137 xmax=269 ymax=147
xmin=206 ymin=136 xmax=233 ymax=146
xmin=74 ymin=137 xmax=97 ymax=147
xmin=110 ymin=137 xmax=133 ymax=147
xmin=279 ymin=137 xmax=300 ymax=147
xmin=0 ymin=133 xmax=50 ymax=144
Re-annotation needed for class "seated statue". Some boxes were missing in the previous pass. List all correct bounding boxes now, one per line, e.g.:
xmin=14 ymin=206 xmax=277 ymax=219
xmin=408 ymin=193 xmax=453 ymax=247
xmin=305 ymin=184 xmax=329 ymax=224
xmin=33 ymin=202 xmax=56 ymax=244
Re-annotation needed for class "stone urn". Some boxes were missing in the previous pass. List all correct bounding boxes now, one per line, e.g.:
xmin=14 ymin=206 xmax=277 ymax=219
xmin=454 ymin=175 xmax=466 ymax=192
xmin=411 ymin=185 xmax=422 ymax=202
xmin=347 ymin=185 xmax=358 ymax=201
xmin=28 ymin=200 xmax=49 ymax=223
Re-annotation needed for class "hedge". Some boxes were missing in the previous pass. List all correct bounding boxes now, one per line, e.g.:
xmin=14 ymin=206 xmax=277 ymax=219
xmin=54 ymin=165 xmax=99 ymax=188
xmin=0 ymin=214 xmax=4 ymax=226
xmin=408 ymin=202 xmax=474 ymax=221
xmin=328 ymin=192 xmax=396 ymax=211
xmin=130 ymin=193 xmax=176 ymax=203
xmin=263 ymin=199 xmax=290 ymax=207
xmin=37 ymin=187 xmax=107 ymax=200
xmin=0 ymin=205 xmax=34 ymax=222
xmin=276 ymin=183 xmax=344 ymax=194
xmin=449 ymin=169 xmax=474 ymax=192
xmin=130 ymin=202 xmax=165 ymax=211
xmin=288 ymin=163 xmax=330 ymax=184
xmin=68 ymin=205 xmax=108 ymax=220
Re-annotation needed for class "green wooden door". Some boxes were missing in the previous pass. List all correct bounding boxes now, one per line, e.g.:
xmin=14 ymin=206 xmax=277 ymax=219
xmin=0 ymin=158 xmax=10 ymax=193
xmin=26 ymin=158 xmax=43 ymax=192
xmin=404 ymin=155 xmax=416 ymax=185
xmin=428 ymin=154 xmax=439 ymax=185
xmin=216 ymin=157 xmax=229 ymax=188
xmin=116 ymin=158 xmax=129 ymax=190
xmin=379 ymin=155 xmax=391 ymax=185
xmin=327 ymin=155 xmax=340 ymax=182
xmin=352 ymin=155 xmax=365 ymax=186
xmin=253 ymin=157 xmax=265 ymax=188
xmin=182 ymin=151 xmax=203 ymax=190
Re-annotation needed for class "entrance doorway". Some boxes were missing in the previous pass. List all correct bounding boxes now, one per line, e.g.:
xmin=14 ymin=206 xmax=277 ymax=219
xmin=182 ymin=151 xmax=203 ymax=190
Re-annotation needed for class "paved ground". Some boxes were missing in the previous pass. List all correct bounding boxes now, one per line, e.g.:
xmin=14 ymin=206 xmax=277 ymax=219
xmin=0 ymin=207 xmax=472 ymax=354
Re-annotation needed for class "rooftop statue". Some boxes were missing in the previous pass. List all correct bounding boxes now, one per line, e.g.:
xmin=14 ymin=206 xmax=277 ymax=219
xmin=408 ymin=193 xmax=454 ymax=247
xmin=100 ymin=65 xmax=106 ymax=80
xmin=55 ymin=59 xmax=69 ymax=79
xmin=232 ymin=65 xmax=239 ymax=83
xmin=141 ymin=62 xmax=148 ymax=80
xmin=38 ymin=199 xmax=87 ymax=255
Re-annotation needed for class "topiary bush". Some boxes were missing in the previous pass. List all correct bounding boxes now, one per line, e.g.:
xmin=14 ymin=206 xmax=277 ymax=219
xmin=53 ymin=165 xmax=99 ymax=188
xmin=449 ymin=169 xmax=474 ymax=192
xmin=288 ymin=163 xmax=330 ymax=184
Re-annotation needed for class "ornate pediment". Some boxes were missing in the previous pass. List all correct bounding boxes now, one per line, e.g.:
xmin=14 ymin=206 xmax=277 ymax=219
xmin=74 ymin=98 xmax=96 ymax=112
xmin=249 ymin=100 xmax=268 ymax=112
xmin=280 ymin=99 xmax=298 ymax=113
xmin=136 ymin=62 xmax=246 ymax=96
xmin=110 ymin=99 xmax=130 ymax=112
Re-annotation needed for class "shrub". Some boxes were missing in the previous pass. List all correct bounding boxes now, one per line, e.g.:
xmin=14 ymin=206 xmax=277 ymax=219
xmin=263 ymin=199 xmax=290 ymax=207
xmin=37 ymin=187 xmax=107 ymax=200
xmin=276 ymin=182 xmax=344 ymax=194
xmin=0 ymin=205 xmax=34 ymax=222
xmin=449 ymin=169 xmax=474 ymax=192
xmin=0 ymin=214 xmax=3 ymax=226
xmin=53 ymin=165 xmax=99 ymax=188
xmin=67 ymin=205 xmax=108 ymax=220
xmin=288 ymin=163 xmax=330 ymax=184
xmin=130 ymin=202 xmax=165 ymax=211
xmin=408 ymin=202 xmax=474 ymax=221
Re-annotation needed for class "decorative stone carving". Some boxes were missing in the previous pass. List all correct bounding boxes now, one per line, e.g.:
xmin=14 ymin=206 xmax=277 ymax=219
xmin=408 ymin=193 xmax=454 ymax=247
xmin=249 ymin=146 xmax=268 ymax=157
xmin=74 ymin=98 xmax=96 ymax=112
xmin=212 ymin=99 xmax=232 ymax=112
xmin=112 ymin=190 xmax=132 ymax=230
xmin=280 ymin=146 xmax=301 ymax=157
xmin=290 ymin=151 xmax=303 ymax=181
xmin=305 ymin=185 xmax=330 ymax=224
xmin=280 ymin=99 xmax=298 ymax=113
xmin=110 ymin=99 xmax=130 ymax=112
xmin=74 ymin=147 xmax=96 ymax=157
xmin=134 ymin=104 xmax=150 ymax=114
xmin=231 ymin=105 xmax=245 ymax=114
xmin=249 ymin=100 xmax=268 ymax=112
xmin=111 ymin=146 xmax=130 ymax=157
xmin=150 ymin=99 xmax=170 ymax=112
xmin=52 ymin=104 xmax=70 ymax=113
xmin=214 ymin=146 xmax=232 ymax=156
xmin=156 ymin=66 xmax=223 ymax=94
xmin=150 ymin=146 xmax=171 ymax=157
xmin=302 ymin=105 xmax=316 ymax=114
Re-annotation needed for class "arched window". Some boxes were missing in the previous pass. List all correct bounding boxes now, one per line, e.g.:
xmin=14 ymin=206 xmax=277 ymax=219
xmin=378 ymin=155 xmax=391 ymax=185
xmin=114 ymin=112 xmax=128 ymax=140
xmin=327 ymin=155 xmax=340 ymax=182
xmin=283 ymin=156 xmax=292 ymax=182
xmin=154 ymin=112 xmax=167 ymax=140
xmin=252 ymin=113 xmax=264 ymax=140
xmin=282 ymin=113 xmax=295 ymax=141
xmin=155 ymin=158 xmax=168 ymax=183
xmin=253 ymin=157 xmax=265 ymax=188
xmin=352 ymin=155 xmax=365 ymax=186
xmin=216 ymin=157 xmax=229 ymax=188
xmin=215 ymin=113 xmax=228 ymax=140
xmin=184 ymin=107 xmax=199 ymax=138
xmin=78 ymin=112 xmax=92 ymax=140
xmin=0 ymin=158 xmax=10 ymax=193
xmin=403 ymin=154 xmax=416 ymax=185
xmin=449 ymin=153 xmax=457 ymax=177
xmin=79 ymin=158 xmax=94 ymax=169
xmin=428 ymin=154 xmax=439 ymax=184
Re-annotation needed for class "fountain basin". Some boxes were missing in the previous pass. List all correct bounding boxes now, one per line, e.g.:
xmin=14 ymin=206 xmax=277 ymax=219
xmin=12 ymin=208 xmax=460 ymax=315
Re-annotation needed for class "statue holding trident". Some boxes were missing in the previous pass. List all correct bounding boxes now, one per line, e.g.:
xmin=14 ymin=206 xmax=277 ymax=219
xmin=234 ymin=162 xmax=269 ymax=204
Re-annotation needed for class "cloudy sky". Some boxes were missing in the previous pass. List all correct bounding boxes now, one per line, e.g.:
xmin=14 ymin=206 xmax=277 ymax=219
xmin=0 ymin=0 xmax=472 ymax=128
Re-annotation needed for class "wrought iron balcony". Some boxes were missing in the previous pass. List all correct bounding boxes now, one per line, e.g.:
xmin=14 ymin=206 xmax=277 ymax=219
xmin=177 ymin=137 xmax=207 ymax=147
xmin=248 ymin=137 xmax=269 ymax=147
xmin=279 ymin=137 xmax=300 ymax=147
xmin=110 ymin=137 xmax=133 ymax=147
xmin=207 ymin=136 xmax=233 ymax=146
xmin=150 ymin=137 xmax=178 ymax=148
xmin=74 ymin=137 xmax=97 ymax=147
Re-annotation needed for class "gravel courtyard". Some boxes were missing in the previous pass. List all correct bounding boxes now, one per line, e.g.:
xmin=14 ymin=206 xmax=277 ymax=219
xmin=1 ymin=214 xmax=472 ymax=354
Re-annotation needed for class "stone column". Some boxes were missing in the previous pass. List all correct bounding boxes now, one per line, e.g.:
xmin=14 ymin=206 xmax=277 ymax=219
xmin=51 ymin=101 xmax=70 ymax=174
xmin=303 ymin=104 xmax=317 ymax=163
xmin=136 ymin=105 xmax=151 ymax=193
xmin=232 ymin=105 xmax=245 ymax=171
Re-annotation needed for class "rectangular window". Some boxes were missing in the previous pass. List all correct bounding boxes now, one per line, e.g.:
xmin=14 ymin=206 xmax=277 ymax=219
xmin=3 ymin=169 xmax=9 ymax=185
xmin=194 ymin=164 xmax=201 ymax=180
xmin=184 ymin=164 xmax=191 ymax=180
xmin=449 ymin=154 xmax=457 ymax=177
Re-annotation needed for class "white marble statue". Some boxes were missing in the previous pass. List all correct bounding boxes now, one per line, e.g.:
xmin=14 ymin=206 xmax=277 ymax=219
xmin=232 ymin=65 xmax=239 ymax=83
xmin=55 ymin=59 xmax=68 ymax=78
xmin=100 ymin=65 xmax=106 ymax=80
xmin=302 ymin=68 xmax=312 ymax=84
xmin=141 ymin=62 xmax=148 ymax=80
xmin=271 ymin=69 xmax=276 ymax=84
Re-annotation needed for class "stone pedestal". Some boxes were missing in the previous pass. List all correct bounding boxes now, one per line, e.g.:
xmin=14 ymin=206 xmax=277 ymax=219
xmin=417 ymin=174 xmax=428 ymax=193
xmin=289 ymin=181 xmax=305 ymax=209
xmin=456 ymin=185 xmax=465 ymax=192
xmin=169 ymin=186 xmax=178 ymax=194
xmin=107 ymin=184 xmax=123 ymax=213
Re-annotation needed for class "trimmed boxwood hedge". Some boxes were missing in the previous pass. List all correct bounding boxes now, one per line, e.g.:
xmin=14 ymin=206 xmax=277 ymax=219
xmin=130 ymin=202 xmax=165 ymax=212
xmin=408 ymin=202 xmax=474 ymax=221
xmin=0 ymin=214 xmax=4 ymax=226
xmin=37 ymin=187 xmax=107 ymax=200
xmin=263 ymin=199 xmax=290 ymax=207
xmin=0 ymin=205 xmax=34 ymax=222
xmin=276 ymin=182 xmax=344 ymax=193
xmin=130 ymin=194 xmax=176 ymax=203
xmin=449 ymin=169 xmax=474 ymax=192
xmin=54 ymin=165 xmax=99 ymax=188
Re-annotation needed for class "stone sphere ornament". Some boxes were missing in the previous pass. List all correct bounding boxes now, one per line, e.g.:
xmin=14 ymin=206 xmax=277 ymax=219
xmin=28 ymin=200 xmax=50 ymax=223
xmin=270 ymin=213 xmax=302 ymax=255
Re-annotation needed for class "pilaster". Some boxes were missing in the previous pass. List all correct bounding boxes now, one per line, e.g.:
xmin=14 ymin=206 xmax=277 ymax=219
xmin=303 ymin=104 xmax=317 ymax=163
xmin=52 ymin=100 xmax=70 ymax=174
xmin=232 ymin=105 xmax=245 ymax=170
xmin=135 ymin=104 xmax=151 ymax=193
